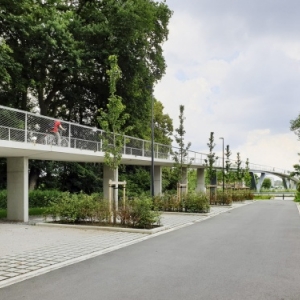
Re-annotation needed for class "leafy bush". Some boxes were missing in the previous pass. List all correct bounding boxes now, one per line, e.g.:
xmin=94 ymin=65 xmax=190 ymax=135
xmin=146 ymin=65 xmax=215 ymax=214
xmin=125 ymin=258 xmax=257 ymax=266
xmin=209 ymin=188 xmax=254 ymax=205
xmin=184 ymin=192 xmax=210 ymax=213
xmin=153 ymin=192 xmax=181 ymax=212
xmin=126 ymin=197 xmax=160 ymax=228
xmin=45 ymin=193 xmax=159 ymax=228
xmin=0 ymin=190 xmax=7 ymax=209
xmin=29 ymin=189 xmax=66 ymax=207
xmin=214 ymin=190 xmax=232 ymax=205
xmin=153 ymin=191 xmax=210 ymax=213
xmin=294 ymin=191 xmax=300 ymax=202
xmin=0 ymin=189 xmax=68 ymax=209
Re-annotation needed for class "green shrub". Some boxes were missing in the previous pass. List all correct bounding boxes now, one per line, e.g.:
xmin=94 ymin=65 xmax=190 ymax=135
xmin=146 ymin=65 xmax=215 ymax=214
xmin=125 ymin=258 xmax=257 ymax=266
xmin=214 ymin=190 xmax=232 ymax=205
xmin=0 ymin=190 xmax=7 ymax=209
xmin=153 ymin=192 xmax=181 ymax=212
xmin=117 ymin=197 xmax=161 ymax=228
xmin=29 ymin=190 xmax=66 ymax=207
xmin=184 ymin=192 xmax=210 ymax=213
xmin=45 ymin=192 xmax=159 ymax=228
xmin=294 ymin=191 xmax=300 ymax=202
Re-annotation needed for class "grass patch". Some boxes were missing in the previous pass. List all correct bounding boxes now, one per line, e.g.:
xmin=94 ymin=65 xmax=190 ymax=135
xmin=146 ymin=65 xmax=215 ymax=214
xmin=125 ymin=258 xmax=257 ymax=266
xmin=0 ymin=207 xmax=47 ymax=219
xmin=253 ymin=195 xmax=273 ymax=200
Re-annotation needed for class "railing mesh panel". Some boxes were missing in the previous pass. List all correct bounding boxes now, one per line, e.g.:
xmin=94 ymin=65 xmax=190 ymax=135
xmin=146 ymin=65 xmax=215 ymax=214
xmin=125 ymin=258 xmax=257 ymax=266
xmin=0 ymin=105 xmax=289 ymax=174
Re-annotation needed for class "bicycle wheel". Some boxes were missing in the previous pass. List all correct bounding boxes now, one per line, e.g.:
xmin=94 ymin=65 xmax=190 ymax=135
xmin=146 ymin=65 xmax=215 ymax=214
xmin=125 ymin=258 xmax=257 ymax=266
xmin=43 ymin=134 xmax=54 ymax=145
xmin=61 ymin=138 xmax=68 ymax=147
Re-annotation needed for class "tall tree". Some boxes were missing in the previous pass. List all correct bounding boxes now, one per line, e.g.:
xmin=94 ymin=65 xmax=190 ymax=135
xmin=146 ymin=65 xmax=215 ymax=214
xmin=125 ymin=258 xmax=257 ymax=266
xmin=0 ymin=0 xmax=172 ymax=192
xmin=0 ymin=0 xmax=172 ymax=134
xmin=153 ymin=101 xmax=173 ymax=145
xmin=173 ymin=105 xmax=192 ymax=184
xmin=235 ymin=152 xmax=243 ymax=186
xmin=244 ymin=158 xmax=252 ymax=188
xmin=224 ymin=145 xmax=234 ymax=186
xmin=98 ymin=55 xmax=131 ymax=172
xmin=204 ymin=132 xmax=218 ymax=185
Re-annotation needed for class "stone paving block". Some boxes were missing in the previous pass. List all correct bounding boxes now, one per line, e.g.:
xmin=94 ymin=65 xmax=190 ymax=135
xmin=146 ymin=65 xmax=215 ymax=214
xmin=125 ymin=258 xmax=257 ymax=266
xmin=26 ymin=266 xmax=41 ymax=271
xmin=0 ymin=202 xmax=253 ymax=287
xmin=0 ymin=276 xmax=8 ymax=281
xmin=3 ymin=272 xmax=20 ymax=278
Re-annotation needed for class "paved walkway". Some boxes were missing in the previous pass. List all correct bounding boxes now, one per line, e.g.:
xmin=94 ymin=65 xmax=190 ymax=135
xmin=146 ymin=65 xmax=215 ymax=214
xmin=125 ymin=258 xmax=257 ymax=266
xmin=0 ymin=201 xmax=252 ymax=288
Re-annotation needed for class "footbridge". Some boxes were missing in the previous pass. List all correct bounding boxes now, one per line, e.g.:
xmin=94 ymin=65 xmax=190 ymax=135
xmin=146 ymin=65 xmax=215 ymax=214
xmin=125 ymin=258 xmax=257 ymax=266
xmin=0 ymin=105 xmax=296 ymax=221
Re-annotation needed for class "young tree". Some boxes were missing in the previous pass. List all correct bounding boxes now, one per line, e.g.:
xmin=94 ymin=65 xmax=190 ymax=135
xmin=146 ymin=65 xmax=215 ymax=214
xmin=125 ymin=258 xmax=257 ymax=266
xmin=97 ymin=55 xmax=131 ymax=215
xmin=235 ymin=152 xmax=243 ymax=187
xmin=244 ymin=158 xmax=252 ymax=188
xmin=204 ymin=132 xmax=218 ymax=185
xmin=173 ymin=105 xmax=192 ymax=184
xmin=225 ymin=145 xmax=232 ymax=186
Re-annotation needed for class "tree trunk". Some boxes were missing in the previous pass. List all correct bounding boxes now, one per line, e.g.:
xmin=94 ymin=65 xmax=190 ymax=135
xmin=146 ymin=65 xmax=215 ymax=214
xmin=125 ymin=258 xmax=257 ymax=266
xmin=29 ymin=166 xmax=41 ymax=190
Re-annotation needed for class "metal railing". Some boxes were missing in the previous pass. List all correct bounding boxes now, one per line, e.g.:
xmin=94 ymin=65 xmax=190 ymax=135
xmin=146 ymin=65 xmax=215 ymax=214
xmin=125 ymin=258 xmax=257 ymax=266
xmin=0 ymin=105 xmax=293 ymax=175
xmin=0 ymin=105 xmax=207 ymax=164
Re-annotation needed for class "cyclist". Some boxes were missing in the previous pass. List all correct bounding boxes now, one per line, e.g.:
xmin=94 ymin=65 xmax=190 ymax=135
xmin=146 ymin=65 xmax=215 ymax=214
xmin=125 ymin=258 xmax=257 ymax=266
xmin=50 ymin=120 xmax=66 ymax=146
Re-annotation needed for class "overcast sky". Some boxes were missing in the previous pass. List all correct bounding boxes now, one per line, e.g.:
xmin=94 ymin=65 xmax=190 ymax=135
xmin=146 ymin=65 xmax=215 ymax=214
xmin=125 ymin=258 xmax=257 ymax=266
xmin=154 ymin=0 xmax=300 ymax=171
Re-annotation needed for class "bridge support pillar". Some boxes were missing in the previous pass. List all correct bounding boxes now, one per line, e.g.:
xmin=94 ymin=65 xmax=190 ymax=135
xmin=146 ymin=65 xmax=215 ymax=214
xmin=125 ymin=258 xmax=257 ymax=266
xmin=196 ymin=168 xmax=205 ymax=192
xmin=7 ymin=157 xmax=29 ymax=222
xmin=282 ymin=178 xmax=290 ymax=190
xmin=290 ymin=181 xmax=296 ymax=190
xmin=154 ymin=166 xmax=162 ymax=196
xmin=257 ymin=172 xmax=266 ymax=192
xmin=250 ymin=172 xmax=256 ymax=191
xmin=250 ymin=172 xmax=266 ymax=192
xmin=103 ymin=165 xmax=118 ymax=206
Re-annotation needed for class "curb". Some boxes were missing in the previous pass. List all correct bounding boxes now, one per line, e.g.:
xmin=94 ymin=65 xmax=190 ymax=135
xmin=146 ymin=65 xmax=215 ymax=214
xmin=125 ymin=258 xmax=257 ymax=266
xmin=36 ymin=222 xmax=171 ymax=235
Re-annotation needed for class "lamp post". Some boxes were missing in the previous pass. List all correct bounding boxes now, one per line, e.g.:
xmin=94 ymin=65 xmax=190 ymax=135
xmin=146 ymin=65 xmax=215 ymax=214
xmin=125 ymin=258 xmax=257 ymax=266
xmin=219 ymin=137 xmax=225 ymax=196
xmin=150 ymin=90 xmax=154 ymax=198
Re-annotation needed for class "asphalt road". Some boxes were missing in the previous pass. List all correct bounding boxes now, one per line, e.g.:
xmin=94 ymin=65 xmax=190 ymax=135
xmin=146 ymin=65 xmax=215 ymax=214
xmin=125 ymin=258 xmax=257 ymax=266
xmin=2 ymin=200 xmax=300 ymax=300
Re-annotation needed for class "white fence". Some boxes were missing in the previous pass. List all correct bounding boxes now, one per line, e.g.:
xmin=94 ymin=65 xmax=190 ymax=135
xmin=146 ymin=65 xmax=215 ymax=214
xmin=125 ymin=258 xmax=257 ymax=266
xmin=0 ymin=105 xmax=291 ymax=175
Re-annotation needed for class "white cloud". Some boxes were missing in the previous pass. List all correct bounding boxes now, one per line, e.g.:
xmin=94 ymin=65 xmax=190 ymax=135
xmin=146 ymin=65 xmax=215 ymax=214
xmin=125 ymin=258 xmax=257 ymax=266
xmin=154 ymin=0 xmax=300 ymax=172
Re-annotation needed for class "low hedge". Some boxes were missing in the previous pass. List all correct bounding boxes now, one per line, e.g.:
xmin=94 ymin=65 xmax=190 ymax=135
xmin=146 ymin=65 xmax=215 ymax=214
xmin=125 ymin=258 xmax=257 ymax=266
xmin=0 ymin=189 xmax=69 ymax=209
xmin=153 ymin=191 xmax=210 ymax=213
xmin=45 ymin=193 xmax=160 ymax=229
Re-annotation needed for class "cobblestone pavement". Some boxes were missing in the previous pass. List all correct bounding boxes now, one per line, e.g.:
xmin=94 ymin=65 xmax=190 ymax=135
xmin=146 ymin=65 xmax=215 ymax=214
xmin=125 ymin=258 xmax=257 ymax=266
xmin=0 ymin=201 xmax=253 ymax=288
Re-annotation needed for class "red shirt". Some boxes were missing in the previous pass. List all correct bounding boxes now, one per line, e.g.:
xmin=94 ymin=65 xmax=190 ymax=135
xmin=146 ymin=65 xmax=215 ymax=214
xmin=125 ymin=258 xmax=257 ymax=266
xmin=51 ymin=121 xmax=61 ymax=133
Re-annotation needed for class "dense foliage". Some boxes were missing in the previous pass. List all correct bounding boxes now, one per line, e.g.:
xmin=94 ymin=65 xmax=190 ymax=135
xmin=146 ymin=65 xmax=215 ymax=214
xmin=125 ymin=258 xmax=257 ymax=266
xmin=45 ymin=192 xmax=160 ymax=229
xmin=0 ymin=0 xmax=173 ymax=191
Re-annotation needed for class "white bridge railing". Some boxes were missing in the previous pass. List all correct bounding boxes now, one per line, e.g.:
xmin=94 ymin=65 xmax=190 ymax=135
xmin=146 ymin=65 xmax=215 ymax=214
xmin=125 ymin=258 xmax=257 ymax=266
xmin=0 ymin=105 xmax=292 ymax=175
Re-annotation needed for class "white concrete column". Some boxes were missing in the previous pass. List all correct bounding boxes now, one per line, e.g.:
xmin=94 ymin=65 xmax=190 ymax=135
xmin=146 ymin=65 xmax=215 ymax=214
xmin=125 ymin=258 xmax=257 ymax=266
xmin=103 ymin=165 xmax=118 ymax=202
xmin=257 ymin=172 xmax=266 ymax=192
xmin=154 ymin=166 xmax=162 ymax=196
xmin=196 ymin=168 xmax=205 ymax=192
xmin=290 ymin=180 xmax=296 ymax=190
xmin=7 ymin=157 xmax=29 ymax=222
xmin=282 ymin=177 xmax=290 ymax=190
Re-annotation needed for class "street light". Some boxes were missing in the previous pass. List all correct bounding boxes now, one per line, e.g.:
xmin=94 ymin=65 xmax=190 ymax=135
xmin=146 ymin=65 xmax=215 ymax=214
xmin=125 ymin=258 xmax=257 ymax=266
xmin=219 ymin=137 xmax=225 ymax=196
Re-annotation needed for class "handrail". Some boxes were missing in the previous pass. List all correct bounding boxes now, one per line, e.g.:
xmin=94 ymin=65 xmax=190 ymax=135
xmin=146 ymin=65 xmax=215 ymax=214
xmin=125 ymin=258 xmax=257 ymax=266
xmin=0 ymin=105 xmax=294 ymax=175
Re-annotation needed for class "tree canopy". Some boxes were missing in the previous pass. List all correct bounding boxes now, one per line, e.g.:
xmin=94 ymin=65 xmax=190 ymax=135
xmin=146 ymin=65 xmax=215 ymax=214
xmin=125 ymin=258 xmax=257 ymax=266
xmin=0 ymin=0 xmax=172 ymax=138
xmin=0 ymin=0 xmax=173 ymax=192
xmin=291 ymin=113 xmax=300 ymax=140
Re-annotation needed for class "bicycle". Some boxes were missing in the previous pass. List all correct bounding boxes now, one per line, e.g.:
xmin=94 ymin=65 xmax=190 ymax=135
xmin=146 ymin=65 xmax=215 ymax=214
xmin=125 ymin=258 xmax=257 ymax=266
xmin=43 ymin=131 xmax=69 ymax=147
